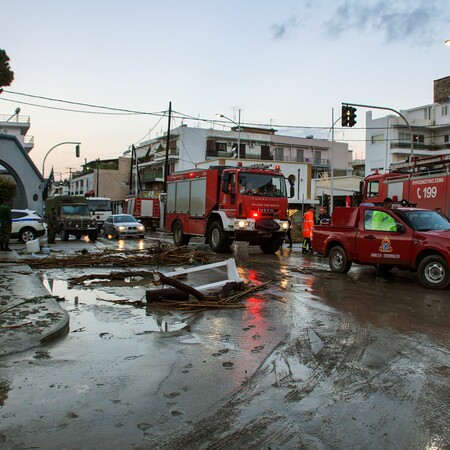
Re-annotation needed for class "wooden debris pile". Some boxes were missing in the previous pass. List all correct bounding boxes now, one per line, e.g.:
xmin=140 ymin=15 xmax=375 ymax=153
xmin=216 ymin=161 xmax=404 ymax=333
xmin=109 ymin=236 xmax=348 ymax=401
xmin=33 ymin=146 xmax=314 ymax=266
xmin=21 ymin=242 xmax=208 ymax=269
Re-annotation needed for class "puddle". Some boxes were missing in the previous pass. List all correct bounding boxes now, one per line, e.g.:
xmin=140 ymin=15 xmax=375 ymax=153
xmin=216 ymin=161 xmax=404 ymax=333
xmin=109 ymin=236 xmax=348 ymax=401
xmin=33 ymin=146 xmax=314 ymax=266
xmin=41 ymin=274 xmax=189 ymax=335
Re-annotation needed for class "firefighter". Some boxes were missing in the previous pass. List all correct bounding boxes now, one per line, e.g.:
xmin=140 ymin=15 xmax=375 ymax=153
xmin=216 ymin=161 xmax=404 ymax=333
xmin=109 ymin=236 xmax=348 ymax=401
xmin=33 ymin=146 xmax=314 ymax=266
xmin=372 ymin=197 xmax=396 ymax=231
xmin=0 ymin=197 xmax=12 ymax=251
xmin=302 ymin=206 xmax=316 ymax=254
xmin=46 ymin=207 xmax=58 ymax=244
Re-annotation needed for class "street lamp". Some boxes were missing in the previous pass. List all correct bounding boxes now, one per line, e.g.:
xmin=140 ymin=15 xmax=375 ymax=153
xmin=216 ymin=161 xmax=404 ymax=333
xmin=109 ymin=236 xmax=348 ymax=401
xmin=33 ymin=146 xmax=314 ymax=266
xmin=6 ymin=107 xmax=20 ymax=122
xmin=42 ymin=141 xmax=81 ymax=177
xmin=445 ymin=39 xmax=450 ymax=46
xmin=216 ymin=110 xmax=241 ymax=163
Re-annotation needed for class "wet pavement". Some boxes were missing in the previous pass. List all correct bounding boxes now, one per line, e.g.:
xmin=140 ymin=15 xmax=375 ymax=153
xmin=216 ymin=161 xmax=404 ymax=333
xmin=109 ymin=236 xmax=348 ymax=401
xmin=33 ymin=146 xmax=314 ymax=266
xmin=0 ymin=233 xmax=449 ymax=449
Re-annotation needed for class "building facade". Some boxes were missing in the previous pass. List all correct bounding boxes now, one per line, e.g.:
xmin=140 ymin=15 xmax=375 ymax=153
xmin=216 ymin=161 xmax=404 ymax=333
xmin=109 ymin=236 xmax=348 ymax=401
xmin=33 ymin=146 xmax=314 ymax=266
xmin=365 ymin=76 xmax=450 ymax=176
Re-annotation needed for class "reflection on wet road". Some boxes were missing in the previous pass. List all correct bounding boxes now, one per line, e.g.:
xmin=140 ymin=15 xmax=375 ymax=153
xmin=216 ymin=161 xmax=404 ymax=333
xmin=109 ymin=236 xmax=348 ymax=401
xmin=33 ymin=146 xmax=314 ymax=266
xmin=0 ymin=238 xmax=449 ymax=449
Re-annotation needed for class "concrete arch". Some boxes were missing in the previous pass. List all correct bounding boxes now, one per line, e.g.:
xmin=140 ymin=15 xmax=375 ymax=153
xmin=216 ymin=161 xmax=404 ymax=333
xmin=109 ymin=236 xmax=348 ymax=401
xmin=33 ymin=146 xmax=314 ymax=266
xmin=0 ymin=134 xmax=44 ymax=215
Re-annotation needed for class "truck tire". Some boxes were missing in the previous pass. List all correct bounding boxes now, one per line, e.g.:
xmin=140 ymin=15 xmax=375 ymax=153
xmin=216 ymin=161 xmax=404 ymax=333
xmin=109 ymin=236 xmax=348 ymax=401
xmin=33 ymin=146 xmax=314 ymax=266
xmin=173 ymin=221 xmax=190 ymax=246
xmin=329 ymin=245 xmax=352 ymax=274
xmin=89 ymin=231 xmax=98 ymax=242
xmin=259 ymin=234 xmax=283 ymax=254
xmin=418 ymin=255 xmax=450 ymax=289
xmin=209 ymin=221 xmax=232 ymax=253
xmin=19 ymin=227 xmax=36 ymax=243
xmin=61 ymin=227 xmax=70 ymax=241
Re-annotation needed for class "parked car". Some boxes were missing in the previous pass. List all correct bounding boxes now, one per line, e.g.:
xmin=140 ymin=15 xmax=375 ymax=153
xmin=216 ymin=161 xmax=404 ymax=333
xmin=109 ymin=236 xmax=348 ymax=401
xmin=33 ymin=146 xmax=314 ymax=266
xmin=103 ymin=214 xmax=145 ymax=239
xmin=11 ymin=209 xmax=46 ymax=242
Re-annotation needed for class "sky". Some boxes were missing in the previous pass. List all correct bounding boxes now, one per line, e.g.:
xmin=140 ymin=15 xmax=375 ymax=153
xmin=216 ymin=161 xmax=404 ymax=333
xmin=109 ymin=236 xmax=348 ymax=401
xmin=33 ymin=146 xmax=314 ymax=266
xmin=1 ymin=0 xmax=449 ymax=178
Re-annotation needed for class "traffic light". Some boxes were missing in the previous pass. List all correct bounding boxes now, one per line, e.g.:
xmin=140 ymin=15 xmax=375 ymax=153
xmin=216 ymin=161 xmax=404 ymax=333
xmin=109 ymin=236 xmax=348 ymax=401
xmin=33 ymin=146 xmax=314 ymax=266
xmin=341 ymin=105 xmax=357 ymax=127
xmin=75 ymin=144 xmax=80 ymax=158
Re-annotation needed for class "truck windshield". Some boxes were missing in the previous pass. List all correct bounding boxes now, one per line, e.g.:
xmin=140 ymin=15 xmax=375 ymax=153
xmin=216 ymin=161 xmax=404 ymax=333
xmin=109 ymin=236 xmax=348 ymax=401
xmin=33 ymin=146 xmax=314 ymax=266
xmin=400 ymin=210 xmax=450 ymax=231
xmin=61 ymin=205 xmax=91 ymax=215
xmin=238 ymin=174 xmax=286 ymax=196
xmin=87 ymin=199 xmax=112 ymax=211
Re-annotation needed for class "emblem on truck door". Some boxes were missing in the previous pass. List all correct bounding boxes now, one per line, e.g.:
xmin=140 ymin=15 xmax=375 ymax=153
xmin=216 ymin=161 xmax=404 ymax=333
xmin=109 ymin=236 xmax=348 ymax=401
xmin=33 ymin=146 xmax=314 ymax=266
xmin=379 ymin=236 xmax=393 ymax=253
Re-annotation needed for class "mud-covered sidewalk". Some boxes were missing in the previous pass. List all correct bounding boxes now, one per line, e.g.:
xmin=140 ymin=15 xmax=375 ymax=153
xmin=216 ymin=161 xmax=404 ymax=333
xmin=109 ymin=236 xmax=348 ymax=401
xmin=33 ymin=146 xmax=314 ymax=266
xmin=0 ymin=250 xmax=69 ymax=356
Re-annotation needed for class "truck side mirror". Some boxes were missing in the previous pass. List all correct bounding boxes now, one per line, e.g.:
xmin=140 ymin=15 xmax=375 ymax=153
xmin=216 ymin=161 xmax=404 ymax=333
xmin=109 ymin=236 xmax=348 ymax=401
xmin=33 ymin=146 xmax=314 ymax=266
xmin=396 ymin=223 xmax=406 ymax=233
xmin=290 ymin=185 xmax=295 ymax=198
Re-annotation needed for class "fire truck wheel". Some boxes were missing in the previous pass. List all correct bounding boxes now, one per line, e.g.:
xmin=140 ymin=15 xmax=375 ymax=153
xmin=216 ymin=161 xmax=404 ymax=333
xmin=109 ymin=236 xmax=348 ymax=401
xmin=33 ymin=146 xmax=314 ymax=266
xmin=209 ymin=221 xmax=232 ymax=253
xmin=418 ymin=255 xmax=450 ymax=289
xmin=259 ymin=234 xmax=283 ymax=254
xmin=173 ymin=221 xmax=191 ymax=246
xmin=329 ymin=245 xmax=352 ymax=274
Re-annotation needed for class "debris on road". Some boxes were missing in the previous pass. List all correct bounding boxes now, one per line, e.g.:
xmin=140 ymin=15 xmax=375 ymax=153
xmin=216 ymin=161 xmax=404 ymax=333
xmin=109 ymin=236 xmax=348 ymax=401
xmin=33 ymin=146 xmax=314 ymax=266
xmin=20 ymin=243 xmax=208 ymax=269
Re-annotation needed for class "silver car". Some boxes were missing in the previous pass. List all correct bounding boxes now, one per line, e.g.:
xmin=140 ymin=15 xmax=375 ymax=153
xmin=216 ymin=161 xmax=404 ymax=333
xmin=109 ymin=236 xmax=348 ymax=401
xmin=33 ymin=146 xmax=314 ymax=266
xmin=103 ymin=214 xmax=145 ymax=239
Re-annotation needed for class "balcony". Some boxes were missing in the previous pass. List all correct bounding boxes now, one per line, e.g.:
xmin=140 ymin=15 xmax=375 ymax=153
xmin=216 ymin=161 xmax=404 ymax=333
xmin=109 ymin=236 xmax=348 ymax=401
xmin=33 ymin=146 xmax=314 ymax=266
xmin=391 ymin=141 xmax=450 ymax=151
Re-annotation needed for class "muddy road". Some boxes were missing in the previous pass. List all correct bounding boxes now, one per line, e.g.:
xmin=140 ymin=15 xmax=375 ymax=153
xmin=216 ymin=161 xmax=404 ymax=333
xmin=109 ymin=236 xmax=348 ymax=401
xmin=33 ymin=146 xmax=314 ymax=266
xmin=0 ymin=236 xmax=449 ymax=449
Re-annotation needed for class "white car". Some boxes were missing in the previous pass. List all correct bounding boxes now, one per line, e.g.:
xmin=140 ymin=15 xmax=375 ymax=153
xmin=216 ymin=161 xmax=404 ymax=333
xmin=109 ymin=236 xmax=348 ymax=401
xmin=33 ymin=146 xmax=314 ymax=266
xmin=103 ymin=214 xmax=145 ymax=239
xmin=11 ymin=209 xmax=46 ymax=242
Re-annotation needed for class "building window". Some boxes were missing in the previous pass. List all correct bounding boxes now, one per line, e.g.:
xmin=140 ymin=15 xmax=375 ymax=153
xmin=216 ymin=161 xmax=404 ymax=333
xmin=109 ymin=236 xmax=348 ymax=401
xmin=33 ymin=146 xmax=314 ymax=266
xmin=444 ymin=135 xmax=449 ymax=143
xmin=413 ymin=134 xmax=425 ymax=143
xmin=442 ymin=105 xmax=448 ymax=116
xmin=314 ymin=150 xmax=321 ymax=164
xmin=371 ymin=134 xmax=384 ymax=144
xmin=216 ymin=142 xmax=227 ymax=152
xmin=274 ymin=147 xmax=284 ymax=160
xmin=296 ymin=148 xmax=304 ymax=162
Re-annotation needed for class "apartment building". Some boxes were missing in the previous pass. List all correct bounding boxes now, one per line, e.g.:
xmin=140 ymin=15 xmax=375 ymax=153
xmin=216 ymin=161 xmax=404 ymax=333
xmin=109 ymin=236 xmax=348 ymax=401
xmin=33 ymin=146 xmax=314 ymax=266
xmin=133 ymin=124 xmax=350 ymax=207
xmin=365 ymin=76 xmax=450 ymax=176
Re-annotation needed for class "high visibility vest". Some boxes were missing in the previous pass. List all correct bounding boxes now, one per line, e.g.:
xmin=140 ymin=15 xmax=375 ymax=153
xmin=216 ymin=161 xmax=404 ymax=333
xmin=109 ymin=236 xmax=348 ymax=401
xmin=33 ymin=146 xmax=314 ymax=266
xmin=303 ymin=210 xmax=315 ymax=238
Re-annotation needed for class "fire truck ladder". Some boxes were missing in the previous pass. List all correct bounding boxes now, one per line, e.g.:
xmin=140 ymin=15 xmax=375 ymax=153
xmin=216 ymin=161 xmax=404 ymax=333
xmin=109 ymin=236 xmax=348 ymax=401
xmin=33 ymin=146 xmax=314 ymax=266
xmin=391 ymin=154 xmax=450 ymax=173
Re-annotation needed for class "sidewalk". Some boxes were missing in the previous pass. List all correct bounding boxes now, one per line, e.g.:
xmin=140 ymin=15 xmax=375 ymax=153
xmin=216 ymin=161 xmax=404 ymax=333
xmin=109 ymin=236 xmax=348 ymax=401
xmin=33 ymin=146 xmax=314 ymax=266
xmin=0 ymin=248 xmax=69 ymax=357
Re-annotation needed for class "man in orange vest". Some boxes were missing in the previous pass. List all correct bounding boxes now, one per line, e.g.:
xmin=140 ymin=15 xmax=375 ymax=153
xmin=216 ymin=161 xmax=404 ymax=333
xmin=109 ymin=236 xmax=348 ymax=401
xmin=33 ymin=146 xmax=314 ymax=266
xmin=302 ymin=205 xmax=316 ymax=254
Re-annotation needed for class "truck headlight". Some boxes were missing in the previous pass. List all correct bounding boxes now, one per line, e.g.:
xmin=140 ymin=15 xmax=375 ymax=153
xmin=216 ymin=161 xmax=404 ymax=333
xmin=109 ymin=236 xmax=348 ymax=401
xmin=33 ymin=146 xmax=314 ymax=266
xmin=238 ymin=220 xmax=249 ymax=229
xmin=281 ymin=221 xmax=289 ymax=230
xmin=68 ymin=220 xmax=73 ymax=226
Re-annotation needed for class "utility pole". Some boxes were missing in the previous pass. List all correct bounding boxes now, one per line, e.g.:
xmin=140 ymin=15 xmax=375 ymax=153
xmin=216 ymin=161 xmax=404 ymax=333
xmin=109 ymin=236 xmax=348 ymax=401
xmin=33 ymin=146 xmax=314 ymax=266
xmin=163 ymin=101 xmax=172 ymax=193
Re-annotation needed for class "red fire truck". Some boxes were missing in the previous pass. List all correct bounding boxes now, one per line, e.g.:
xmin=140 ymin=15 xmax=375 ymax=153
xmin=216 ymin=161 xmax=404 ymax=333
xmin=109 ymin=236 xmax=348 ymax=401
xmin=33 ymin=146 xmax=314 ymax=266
xmin=363 ymin=154 xmax=450 ymax=215
xmin=165 ymin=164 xmax=293 ymax=253
xmin=124 ymin=196 xmax=160 ymax=231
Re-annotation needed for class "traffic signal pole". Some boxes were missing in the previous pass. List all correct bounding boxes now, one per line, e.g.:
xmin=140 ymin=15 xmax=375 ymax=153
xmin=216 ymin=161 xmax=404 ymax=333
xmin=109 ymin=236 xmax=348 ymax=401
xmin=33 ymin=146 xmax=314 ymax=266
xmin=343 ymin=102 xmax=415 ymax=157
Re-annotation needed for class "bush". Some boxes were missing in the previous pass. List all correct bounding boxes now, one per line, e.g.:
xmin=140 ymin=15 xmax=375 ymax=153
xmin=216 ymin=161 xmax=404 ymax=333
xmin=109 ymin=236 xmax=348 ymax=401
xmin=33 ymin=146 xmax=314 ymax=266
xmin=0 ymin=176 xmax=17 ymax=202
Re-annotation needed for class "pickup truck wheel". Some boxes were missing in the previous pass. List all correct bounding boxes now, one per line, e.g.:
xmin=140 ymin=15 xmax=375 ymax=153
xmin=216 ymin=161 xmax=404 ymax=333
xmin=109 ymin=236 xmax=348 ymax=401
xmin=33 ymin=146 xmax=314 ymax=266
xmin=418 ymin=255 xmax=450 ymax=289
xmin=329 ymin=245 xmax=352 ymax=274
xmin=61 ymin=228 xmax=70 ymax=241
xmin=209 ymin=221 xmax=232 ymax=253
xmin=260 ymin=234 xmax=283 ymax=254
xmin=173 ymin=221 xmax=191 ymax=246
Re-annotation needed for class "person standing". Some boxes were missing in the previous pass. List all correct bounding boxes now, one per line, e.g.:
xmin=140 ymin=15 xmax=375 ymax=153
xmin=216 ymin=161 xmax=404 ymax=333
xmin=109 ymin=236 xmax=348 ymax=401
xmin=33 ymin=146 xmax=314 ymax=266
xmin=47 ymin=207 xmax=58 ymax=244
xmin=302 ymin=206 xmax=315 ymax=254
xmin=285 ymin=218 xmax=293 ymax=248
xmin=0 ymin=197 xmax=12 ymax=251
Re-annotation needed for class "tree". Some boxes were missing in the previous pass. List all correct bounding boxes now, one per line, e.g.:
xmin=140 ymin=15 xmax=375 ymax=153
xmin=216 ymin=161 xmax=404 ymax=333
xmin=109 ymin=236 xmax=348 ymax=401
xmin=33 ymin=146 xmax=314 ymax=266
xmin=0 ymin=49 xmax=14 ymax=93
xmin=0 ymin=176 xmax=17 ymax=202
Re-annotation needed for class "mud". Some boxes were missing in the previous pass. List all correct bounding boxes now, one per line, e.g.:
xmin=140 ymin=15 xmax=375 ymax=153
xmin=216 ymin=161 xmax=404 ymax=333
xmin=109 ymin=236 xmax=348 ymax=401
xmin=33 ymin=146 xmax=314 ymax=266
xmin=0 ymin=238 xmax=449 ymax=449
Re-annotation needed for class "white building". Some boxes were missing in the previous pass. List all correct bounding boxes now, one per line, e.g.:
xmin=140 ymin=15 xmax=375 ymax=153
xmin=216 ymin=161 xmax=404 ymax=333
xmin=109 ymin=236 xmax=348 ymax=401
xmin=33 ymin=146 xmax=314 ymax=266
xmin=0 ymin=108 xmax=34 ymax=153
xmin=365 ymin=76 xmax=450 ymax=176
xmin=134 ymin=124 xmax=350 ymax=207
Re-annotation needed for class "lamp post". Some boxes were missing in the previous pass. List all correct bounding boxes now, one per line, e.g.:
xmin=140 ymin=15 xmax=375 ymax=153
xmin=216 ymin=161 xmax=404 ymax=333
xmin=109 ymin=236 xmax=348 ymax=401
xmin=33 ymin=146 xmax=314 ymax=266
xmin=42 ymin=141 xmax=81 ymax=177
xmin=216 ymin=110 xmax=241 ymax=163
xmin=445 ymin=39 xmax=450 ymax=46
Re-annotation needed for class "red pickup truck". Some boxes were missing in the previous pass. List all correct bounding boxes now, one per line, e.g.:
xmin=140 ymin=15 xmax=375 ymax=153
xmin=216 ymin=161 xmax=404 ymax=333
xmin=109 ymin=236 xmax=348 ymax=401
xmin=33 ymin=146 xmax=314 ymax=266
xmin=311 ymin=205 xmax=450 ymax=289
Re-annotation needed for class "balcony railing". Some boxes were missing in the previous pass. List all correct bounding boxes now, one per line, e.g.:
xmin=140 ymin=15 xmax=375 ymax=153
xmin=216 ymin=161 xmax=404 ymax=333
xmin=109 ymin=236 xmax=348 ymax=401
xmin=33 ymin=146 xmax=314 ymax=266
xmin=205 ymin=150 xmax=330 ymax=166
xmin=0 ymin=114 xmax=30 ymax=124
xmin=141 ymin=170 xmax=163 ymax=182
xmin=391 ymin=141 xmax=450 ymax=151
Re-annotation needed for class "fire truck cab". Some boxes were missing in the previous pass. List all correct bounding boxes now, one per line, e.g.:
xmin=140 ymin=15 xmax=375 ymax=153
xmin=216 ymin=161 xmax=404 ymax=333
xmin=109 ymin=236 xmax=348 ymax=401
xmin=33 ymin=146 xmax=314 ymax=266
xmin=165 ymin=164 xmax=292 ymax=253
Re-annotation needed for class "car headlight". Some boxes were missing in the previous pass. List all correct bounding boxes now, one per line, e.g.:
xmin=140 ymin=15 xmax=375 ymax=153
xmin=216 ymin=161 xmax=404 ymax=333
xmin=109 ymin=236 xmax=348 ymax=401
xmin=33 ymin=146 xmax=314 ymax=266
xmin=118 ymin=226 xmax=126 ymax=231
xmin=137 ymin=225 xmax=145 ymax=231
